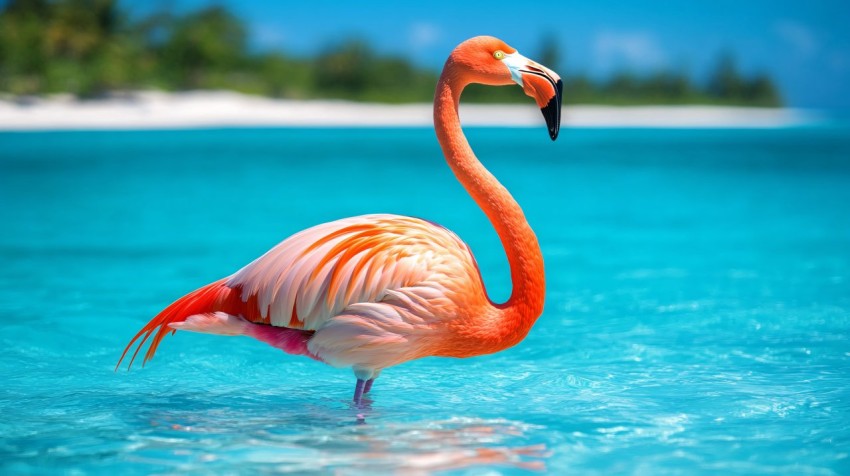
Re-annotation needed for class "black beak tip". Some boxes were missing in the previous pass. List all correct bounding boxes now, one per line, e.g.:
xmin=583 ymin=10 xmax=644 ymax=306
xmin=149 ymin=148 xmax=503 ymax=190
xmin=541 ymin=79 xmax=563 ymax=141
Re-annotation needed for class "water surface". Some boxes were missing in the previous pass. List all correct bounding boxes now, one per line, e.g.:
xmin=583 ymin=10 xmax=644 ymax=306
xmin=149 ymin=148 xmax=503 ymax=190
xmin=1 ymin=127 xmax=848 ymax=474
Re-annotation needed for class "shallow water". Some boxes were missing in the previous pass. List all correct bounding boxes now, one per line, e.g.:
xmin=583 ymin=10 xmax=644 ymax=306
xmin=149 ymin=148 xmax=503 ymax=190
xmin=1 ymin=127 xmax=849 ymax=474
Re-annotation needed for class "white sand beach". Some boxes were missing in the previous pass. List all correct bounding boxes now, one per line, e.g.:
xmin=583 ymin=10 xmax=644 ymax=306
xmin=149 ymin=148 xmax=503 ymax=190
xmin=0 ymin=90 xmax=820 ymax=131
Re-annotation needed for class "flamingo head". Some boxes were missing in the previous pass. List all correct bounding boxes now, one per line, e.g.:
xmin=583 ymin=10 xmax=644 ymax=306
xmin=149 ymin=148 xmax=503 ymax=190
xmin=448 ymin=36 xmax=563 ymax=140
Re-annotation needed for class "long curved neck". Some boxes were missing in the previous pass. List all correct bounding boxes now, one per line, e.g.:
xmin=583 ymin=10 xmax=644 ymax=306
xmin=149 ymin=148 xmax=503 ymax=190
xmin=434 ymin=67 xmax=545 ymax=344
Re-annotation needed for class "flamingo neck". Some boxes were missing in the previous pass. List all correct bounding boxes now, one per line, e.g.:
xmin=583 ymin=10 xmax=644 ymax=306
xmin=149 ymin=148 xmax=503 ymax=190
xmin=433 ymin=69 xmax=545 ymax=348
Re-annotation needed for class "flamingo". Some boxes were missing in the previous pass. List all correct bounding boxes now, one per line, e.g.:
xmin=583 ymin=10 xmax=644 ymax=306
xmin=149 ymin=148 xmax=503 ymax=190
xmin=118 ymin=36 xmax=562 ymax=406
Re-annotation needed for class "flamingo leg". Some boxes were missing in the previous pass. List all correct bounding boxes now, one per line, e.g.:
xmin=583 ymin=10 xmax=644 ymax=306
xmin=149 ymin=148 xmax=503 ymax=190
xmin=353 ymin=379 xmax=366 ymax=405
xmin=363 ymin=378 xmax=374 ymax=394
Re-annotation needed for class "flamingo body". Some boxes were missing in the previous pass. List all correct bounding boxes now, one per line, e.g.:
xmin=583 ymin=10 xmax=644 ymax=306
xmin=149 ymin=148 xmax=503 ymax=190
xmin=119 ymin=36 xmax=562 ymax=404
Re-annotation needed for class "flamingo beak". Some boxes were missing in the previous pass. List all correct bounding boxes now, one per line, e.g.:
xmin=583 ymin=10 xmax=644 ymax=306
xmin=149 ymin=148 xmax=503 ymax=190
xmin=503 ymin=53 xmax=563 ymax=140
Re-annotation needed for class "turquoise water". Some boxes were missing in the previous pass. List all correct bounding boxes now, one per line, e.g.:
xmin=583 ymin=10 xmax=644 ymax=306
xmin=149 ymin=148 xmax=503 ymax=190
xmin=1 ymin=126 xmax=849 ymax=474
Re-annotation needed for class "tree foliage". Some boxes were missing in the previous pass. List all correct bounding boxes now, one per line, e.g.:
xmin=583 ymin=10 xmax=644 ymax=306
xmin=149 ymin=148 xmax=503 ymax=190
xmin=0 ymin=1 xmax=782 ymax=106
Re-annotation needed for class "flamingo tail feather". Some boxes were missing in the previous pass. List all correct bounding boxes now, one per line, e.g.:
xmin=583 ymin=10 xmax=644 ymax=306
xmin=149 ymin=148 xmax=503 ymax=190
xmin=116 ymin=279 xmax=232 ymax=371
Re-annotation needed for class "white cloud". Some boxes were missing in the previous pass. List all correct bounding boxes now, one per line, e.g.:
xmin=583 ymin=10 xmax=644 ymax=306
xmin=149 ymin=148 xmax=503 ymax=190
xmin=409 ymin=23 xmax=440 ymax=50
xmin=829 ymin=52 xmax=848 ymax=72
xmin=774 ymin=20 xmax=818 ymax=58
xmin=593 ymin=31 xmax=667 ymax=72
xmin=254 ymin=23 xmax=287 ymax=49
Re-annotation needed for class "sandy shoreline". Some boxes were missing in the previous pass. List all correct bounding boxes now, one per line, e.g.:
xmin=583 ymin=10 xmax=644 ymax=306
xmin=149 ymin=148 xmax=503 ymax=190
xmin=0 ymin=90 xmax=820 ymax=130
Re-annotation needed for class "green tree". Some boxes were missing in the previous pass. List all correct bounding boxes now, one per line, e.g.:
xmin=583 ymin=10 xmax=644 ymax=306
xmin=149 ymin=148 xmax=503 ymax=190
xmin=0 ymin=0 xmax=51 ymax=94
xmin=0 ymin=1 xmax=785 ymax=106
xmin=563 ymin=76 xmax=595 ymax=103
xmin=258 ymin=53 xmax=313 ymax=98
xmin=314 ymin=39 xmax=374 ymax=97
xmin=160 ymin=6 xmax=247 ymax=89
xmin=604 ymin=71 xmax=640 ymax=101
xmin=0 ymin=0 xmax=130 ymax=95
xmin=45 ymin=0 xmax=127 ymax=95
xmin=707 ymin=52 xmax=744 ymax=100
xmin=644 ymin=71 xmax=691 ymax=103
xmin=536 ymin=33 xmax=560 ymax=73
xmin=742 ymin=74 xmax=782 ymax=107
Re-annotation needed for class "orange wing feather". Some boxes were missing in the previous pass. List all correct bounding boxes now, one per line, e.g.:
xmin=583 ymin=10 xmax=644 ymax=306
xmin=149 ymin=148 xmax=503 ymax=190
xmin=118 ymin=214 xmax=484 ymax=369
xmin=116 ymin=279 xmax=230 ymax=370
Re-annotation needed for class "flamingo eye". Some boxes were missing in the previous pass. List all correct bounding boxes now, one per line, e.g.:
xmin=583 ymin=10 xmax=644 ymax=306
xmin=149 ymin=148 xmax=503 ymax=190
xmin=493 ymin=50 xmax=505 ymax=60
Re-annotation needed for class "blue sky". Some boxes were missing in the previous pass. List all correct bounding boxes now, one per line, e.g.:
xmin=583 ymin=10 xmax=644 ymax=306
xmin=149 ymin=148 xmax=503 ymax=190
xmin=126 ymin=1 xmax=850 ymax=110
